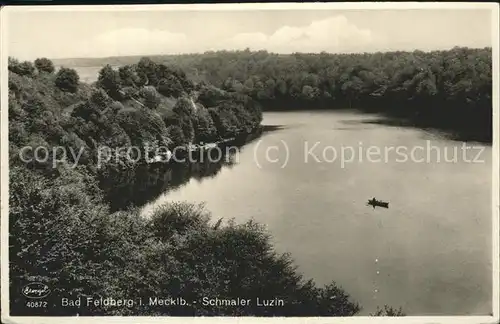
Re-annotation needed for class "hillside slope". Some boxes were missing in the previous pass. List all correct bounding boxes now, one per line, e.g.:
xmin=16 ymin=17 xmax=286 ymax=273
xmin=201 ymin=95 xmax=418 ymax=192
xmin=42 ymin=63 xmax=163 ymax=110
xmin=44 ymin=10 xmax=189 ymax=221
xmin=8 ymin=57 xmax=384 ymax=317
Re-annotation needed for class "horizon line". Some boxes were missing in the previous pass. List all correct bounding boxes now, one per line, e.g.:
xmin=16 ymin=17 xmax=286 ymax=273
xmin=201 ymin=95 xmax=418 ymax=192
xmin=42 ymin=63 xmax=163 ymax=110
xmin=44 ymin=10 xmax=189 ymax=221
xmin=10 ymin=45 xmax=492 ymax=63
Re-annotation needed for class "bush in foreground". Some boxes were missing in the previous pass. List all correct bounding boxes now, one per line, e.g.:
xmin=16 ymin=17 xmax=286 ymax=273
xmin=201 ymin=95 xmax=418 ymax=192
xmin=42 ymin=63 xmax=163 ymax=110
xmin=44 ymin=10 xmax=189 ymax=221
xmin=10 ymin=168 xmax=361 ymax=316
xmin=370 ymin=305 xmax=406 ymax=316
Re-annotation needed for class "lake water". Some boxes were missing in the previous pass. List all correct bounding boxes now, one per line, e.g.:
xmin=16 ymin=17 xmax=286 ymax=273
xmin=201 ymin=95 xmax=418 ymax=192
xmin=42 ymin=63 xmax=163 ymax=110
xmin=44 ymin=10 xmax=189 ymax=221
xmin=58 ymin=66 xmax=106 ymax=84
xmin=140 ymin=110 xmax=492 ymax=316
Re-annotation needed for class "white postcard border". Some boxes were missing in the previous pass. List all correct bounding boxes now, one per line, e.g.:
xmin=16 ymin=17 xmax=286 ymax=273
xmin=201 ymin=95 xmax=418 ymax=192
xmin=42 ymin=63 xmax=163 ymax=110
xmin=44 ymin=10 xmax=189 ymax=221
xmin=1 ymin=2 xmax=499 ymax=324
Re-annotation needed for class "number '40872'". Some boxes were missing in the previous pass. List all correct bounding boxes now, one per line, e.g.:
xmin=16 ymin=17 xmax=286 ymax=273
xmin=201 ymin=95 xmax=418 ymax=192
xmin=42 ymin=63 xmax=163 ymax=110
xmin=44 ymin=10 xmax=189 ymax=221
xmin=26 ymin=301 xmax=47 ymax=308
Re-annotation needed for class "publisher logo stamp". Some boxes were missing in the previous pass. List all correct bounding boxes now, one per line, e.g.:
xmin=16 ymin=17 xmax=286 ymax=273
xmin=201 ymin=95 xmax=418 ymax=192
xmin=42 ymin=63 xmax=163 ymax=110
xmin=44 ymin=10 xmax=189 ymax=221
xmin=22 ymin=283 xmax=51 ymax=299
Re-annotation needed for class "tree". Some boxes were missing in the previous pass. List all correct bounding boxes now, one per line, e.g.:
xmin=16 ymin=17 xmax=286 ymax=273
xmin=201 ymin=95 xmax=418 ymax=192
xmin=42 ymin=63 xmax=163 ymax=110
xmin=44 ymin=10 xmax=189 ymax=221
xmin=110 ymin=101 xmax=125 ymax=113
xmin=55 ymin=67 xmax=80 ymax=93
xmin=121 ymin=86 xmax=140 ymax=100
xmin=137 ymin=57 xmax=159 ymax=86
xmin=192 ymin=105 xmax=217 ymax=143
xmin=157 ymin=75 xmax=183 ymax=98
xmin=118 ymin=65 xmax=140 ymax=87
xmin=34 ymin=58 xmax=55 ymax=73
xmin=166 ymin=125 xmax=186 ymax=149
xmin=275 ymin=79 xmax=287 ymax=96
xmin=89 ymin=88 xmax=112 ymax=110
xmin=244 ymin=78 xmax=254 ymax=92
xmin=301 ymin=85 xmax=316 ymax=101
xmin=263 ymin=78 xmax=276 ymax=99
xmin=97 ymin=65 xmax=122 ymax=100
xmin=10 ymin=60 xmax=35 ymax=76
xmin=8 ymin=57 xmax=20 ymax=71
xmin=197 ymin=85 xmax=228 ymax=108
xmin=140 ymin=86 xmax=161 ymax=110
xmin=173 ymin=97 xmax=195 ymax=117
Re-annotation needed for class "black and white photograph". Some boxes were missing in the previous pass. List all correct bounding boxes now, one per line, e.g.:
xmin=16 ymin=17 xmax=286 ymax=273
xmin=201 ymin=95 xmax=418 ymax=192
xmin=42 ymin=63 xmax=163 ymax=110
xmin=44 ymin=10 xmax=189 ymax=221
xmin=1 ymin=3 xmax=499 ymax=322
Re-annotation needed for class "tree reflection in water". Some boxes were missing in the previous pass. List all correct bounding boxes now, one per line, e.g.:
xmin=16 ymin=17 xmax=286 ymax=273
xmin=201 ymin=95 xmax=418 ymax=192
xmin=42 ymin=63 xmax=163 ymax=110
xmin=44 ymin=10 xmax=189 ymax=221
xmin=106 ymin=142 xmax=240 ymax=212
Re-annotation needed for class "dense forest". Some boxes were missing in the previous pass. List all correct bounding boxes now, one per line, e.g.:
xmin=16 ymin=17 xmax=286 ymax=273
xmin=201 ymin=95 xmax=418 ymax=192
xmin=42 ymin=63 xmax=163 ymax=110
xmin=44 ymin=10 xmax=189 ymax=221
xmin=8 ymin=57 xmax=397 ymax=316
xmin=184 ymin=47 xmax=493 ymax=142
xmin=61 ymin=46 xmax=492 ymax=142
xmin=9 ymin=56 xmax=263 ymax=208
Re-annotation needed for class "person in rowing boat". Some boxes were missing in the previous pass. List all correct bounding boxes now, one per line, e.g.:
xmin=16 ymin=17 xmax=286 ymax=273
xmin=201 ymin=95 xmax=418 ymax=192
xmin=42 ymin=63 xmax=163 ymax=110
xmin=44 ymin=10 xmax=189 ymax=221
xmin=367 ymin=197 xmax=389 ymax=209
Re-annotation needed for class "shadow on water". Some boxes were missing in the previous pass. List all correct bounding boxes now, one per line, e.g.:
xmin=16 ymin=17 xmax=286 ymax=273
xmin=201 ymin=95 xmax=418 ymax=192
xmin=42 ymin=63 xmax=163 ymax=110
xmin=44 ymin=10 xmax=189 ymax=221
xmin=351 ymin=115 xmax=492 ymax=144
xmin=262 ymin=124 xmax=286 ymax=133
xmin=333 ymin=126 xmax=379 ymax=131
xmin=362 ymin=118 xmax=457 ymax=139
xmin=106 ymin=151 xmax=236 ymax=212
xmin=106 ymin=126 xmax=284 ymax=212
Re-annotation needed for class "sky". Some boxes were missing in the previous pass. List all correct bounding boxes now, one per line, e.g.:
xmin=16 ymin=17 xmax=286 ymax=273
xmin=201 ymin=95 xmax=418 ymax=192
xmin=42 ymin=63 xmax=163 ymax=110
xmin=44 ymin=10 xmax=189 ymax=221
xmin=4 ymin=6 xmax=495 ymax=60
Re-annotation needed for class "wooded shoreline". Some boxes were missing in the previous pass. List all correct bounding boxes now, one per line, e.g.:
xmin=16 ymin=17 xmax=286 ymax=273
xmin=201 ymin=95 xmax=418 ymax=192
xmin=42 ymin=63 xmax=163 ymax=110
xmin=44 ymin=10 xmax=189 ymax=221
xmin=9 ymin=46 xmax=490 ymax=316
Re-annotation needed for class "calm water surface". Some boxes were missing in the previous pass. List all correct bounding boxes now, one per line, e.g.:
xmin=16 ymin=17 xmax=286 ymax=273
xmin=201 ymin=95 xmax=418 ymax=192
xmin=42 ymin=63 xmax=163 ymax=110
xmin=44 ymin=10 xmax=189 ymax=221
xmin=141 ymin=110 xmax=492 ymax=316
